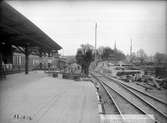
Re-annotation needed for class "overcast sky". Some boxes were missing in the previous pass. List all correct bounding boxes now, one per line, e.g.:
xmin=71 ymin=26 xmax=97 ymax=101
xmin=7 ymin=0 xmax=167 ymax=56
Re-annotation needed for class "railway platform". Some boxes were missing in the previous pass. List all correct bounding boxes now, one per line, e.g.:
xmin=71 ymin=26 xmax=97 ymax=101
xmin=0 ymin=71 xmax=100 ymax=123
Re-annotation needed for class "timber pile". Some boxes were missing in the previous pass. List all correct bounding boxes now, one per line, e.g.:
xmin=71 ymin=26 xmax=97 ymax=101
xmin=136 ymin=75 xmax=167 ymax=90
xmin=118 ymin=74 xmax=167 ymax=90
xmin=99 ymin=64 xmax=167 ymax=90
xmin=136 ymin=83 xmax=153 ymax=91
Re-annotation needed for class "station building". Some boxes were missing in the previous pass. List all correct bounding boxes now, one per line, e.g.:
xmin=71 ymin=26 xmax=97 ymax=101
xmin=0 ymin=1 xmax=62 ymax=77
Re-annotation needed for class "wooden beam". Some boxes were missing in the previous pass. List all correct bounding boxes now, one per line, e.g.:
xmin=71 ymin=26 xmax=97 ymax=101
xmin=15 ymin=46 xmax=25 ymax=54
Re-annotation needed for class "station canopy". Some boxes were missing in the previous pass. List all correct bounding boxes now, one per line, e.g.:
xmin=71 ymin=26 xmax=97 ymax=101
xmin=0 ymin=1 xmax=62 ymax=52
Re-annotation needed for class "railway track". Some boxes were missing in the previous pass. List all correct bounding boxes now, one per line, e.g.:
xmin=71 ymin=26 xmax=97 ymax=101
xmin=101 ymin=72 xmax=167 ymax=105
xmin=91 ymin=72 xmax=167 ymax=123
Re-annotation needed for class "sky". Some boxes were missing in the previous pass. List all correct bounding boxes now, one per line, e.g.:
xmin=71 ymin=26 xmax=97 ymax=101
xmin=7 ymin=0 xmax=167 ymax=56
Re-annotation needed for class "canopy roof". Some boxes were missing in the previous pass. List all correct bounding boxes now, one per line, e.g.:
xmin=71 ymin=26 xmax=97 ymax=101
xmin=0 ymin=1 xmax=62 ymax=51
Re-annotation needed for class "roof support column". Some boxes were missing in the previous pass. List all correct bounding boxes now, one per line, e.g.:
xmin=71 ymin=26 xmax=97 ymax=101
xmin=48 ymin=51 xmax=52 ymax=70
xmin=25 ymin=45 xmax=29 ymax=74
xmin=48 ymin=51 xmax=52 ymax=57
xmin=39 ymin=49 xmax=43 ymax=70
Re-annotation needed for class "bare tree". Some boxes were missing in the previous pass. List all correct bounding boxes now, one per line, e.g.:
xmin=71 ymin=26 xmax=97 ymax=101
xmin=154 ymin=52 xmax=167 ymax=64
xmin=136 ymin=49 xmax=147 ymax=64
xmin=97 ymin=46 xmax=105 ymax=60
xmin=130 ymin=52 xmax=137 ymax=63
xmin=76 ymin=44 xmax=94 ymax=76
xmin=97 ymin=46 xmax=126 ymax=61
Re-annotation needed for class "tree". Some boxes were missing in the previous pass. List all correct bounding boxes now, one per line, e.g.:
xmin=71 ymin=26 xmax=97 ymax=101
xmin=97 ymin=46 xmax=105 ymax=60
xmin=129 ymin=52 xmax=137 ymax=63
xmin=97 ymin=46 xmax=126 ymax=61
xmin=154 ymin=52 xmax=167 ymax=64
xmin=136 ymin=49 xmax=147 ymax=64
xmin=112 ymin=50 xmax=126 ymax=61
xmin=76 ymin=44 xmax=94 ymax=76
xmin=101 ymin=47 xmax=114 ymax=60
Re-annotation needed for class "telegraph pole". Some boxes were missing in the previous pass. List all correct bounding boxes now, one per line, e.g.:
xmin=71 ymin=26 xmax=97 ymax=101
xmin=130 ymin=38 xmax=132 ymax=56
xmin=129 ymin=38 xmax=133 ymax=63
xmin=95 ymin=22 xmax=97 ymax=61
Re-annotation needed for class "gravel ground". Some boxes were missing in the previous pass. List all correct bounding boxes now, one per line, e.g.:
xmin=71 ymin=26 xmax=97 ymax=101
xmin=0 ymin=71 xmax=99 ymax=123
xmin=91 ymin=77 xmax=119 ymax=114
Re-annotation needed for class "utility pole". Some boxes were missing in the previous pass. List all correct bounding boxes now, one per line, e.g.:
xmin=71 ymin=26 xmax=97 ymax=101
xmin=129 ymin=38 xmax=133 ymax=63
xmin=114 ymin=40 xmax=117 ymax=51
xmin=95 ymin=22 xmax=97 ymax=61
xmin=130 ymin=38 xmax=132 ymax=56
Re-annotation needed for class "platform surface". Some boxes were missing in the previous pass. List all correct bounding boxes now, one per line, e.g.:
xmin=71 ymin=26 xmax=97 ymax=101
xmin=0 ymin=71 xmax=99 ymax=123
